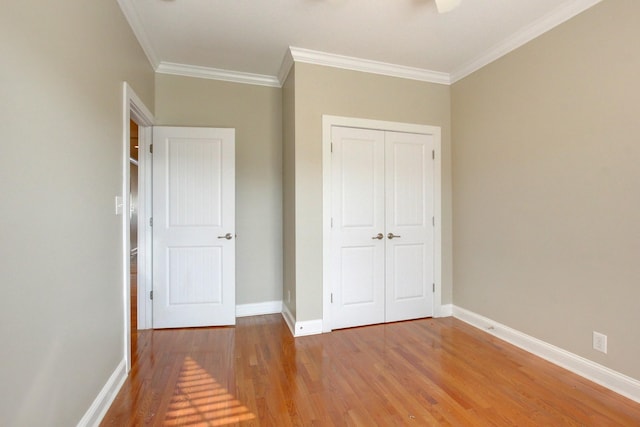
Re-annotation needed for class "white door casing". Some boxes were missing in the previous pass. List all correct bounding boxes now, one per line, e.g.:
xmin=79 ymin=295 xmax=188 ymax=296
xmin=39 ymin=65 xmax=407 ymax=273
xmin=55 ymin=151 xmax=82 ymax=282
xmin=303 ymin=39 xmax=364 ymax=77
xmin=152 ymin=126 xmax=236 ymax=328
xmin=329 ymin=123 xmax=437 ymax=330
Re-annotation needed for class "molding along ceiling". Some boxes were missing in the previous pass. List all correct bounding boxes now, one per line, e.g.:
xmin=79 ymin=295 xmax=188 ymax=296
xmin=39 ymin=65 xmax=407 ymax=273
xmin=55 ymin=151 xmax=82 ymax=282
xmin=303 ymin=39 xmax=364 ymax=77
xmin=118 ymin=0 xmax=604 ymax=87
xmin=156 ymin=62 xmax=282 ymax=88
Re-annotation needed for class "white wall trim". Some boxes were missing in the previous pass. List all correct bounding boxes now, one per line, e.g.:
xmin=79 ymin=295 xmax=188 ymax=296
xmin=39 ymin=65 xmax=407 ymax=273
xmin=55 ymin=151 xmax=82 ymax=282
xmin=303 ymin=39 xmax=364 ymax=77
xmin=236 ymin=300 xmax=283 ymax=318
xmin=432 ymin=126 xmax=443 ymax=318
xmin=290 ymin=47 xmax=450 ymax=85
xmin=281 ymin=304 xmax=323 ymax=337
xmin=453 ymin=305 xmax=640 ymax=404
xmin=118 ymin=0 xmax=603 ymax=87
xmin=450 ymin=0 xmax=604 ymax=83
xmin=439 ymin=304 xmax=453 ymax=317
xmin=157 ymin=62 xmax=281 ymax=88
xmin=281 ymin=304 xmax=296 ymax=336
xmin=116 ymin=0 xmax=160 ymax=69
xmin=76 ymin=359 xmax=127 ymax=427
xmin=278 ymin=48 xmax=295 ymax=86
xmin=294 ymin=319 xmax=324 ymax=337
xmin=322 ymin=115 xmax=443 ymax=333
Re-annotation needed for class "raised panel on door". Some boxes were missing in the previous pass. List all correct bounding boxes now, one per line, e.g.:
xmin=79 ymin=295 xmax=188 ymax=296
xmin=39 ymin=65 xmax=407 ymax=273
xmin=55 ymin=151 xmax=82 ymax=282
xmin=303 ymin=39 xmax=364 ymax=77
xmin=331 ymin=126 xmax=385 ymax=329
xmin=153 ymin=126 xmax=235 ymax=328
xmin=385 ymin=131 xmax=434 ymax=322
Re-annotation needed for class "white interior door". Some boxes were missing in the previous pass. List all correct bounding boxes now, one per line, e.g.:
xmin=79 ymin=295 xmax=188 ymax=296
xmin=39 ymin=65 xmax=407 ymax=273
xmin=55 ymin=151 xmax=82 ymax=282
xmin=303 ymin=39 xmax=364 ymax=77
xmin=152 ymin=126 xmax=236 ymax=328
xmin=331 ymin=126 xmax=434 ymax=329
xmin=385 ymin=131 xmax=434 ymax=322
xmin=331 ymin=126 xmax=385 ymax=329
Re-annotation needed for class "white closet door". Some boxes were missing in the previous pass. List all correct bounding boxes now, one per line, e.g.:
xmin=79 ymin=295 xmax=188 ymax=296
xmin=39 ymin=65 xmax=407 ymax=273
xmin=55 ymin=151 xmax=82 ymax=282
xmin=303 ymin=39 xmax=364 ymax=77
xmin=384 ymin=131 xmax=434 ymax=322
xmin=330 ymin=126 xmax=386 ymax=329
xmin=152 ymin=126 xmax=236 ymax=328
xmin=331 ymin=126 xmax=434 ymax=330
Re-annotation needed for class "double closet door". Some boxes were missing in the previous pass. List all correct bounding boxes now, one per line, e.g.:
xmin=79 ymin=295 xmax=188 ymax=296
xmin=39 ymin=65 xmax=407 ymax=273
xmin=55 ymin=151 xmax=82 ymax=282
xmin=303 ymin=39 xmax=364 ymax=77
xmin=331 ymin=126 xmax=435 ymax=330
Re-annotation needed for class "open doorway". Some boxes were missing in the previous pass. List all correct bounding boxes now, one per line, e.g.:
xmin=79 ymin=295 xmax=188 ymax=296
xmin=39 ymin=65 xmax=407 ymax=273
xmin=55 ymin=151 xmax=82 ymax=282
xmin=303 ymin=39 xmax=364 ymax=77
xmin=123 ymin=82 xmax=154 ymax=372
xmin=129 ymin=120 xmax=139 ymax=345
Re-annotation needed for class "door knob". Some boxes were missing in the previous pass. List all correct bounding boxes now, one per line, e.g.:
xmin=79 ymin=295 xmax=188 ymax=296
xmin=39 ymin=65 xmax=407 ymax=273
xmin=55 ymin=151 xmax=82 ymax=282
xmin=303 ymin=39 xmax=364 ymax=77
xmin=371 ymin=233 xmax=384 ymax=240
xmin=387 ymin=233 xmax=401 ymax=239
xmin=217 ymin=233 xmax=233 ymax=240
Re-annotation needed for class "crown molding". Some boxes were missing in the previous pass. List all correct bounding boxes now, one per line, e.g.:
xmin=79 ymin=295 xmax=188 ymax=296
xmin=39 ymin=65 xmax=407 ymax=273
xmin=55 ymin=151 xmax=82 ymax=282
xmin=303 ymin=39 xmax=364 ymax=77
xmin=159 ymin=48 xmax=451 ymax=89
xmin=278 ymin=49 xmax=295 ymax=86
xmin=289 ymin=47 xmax=451 ymax=85
xmin=450 ymin=0 xmax=604 ymax=83
xmin=119 ymin=0 xmax=603 ymax=88
xmin=156 ymin=62 xmax=281 ymax=88
xmin=116 ymin=0 xmax=160 ymax=69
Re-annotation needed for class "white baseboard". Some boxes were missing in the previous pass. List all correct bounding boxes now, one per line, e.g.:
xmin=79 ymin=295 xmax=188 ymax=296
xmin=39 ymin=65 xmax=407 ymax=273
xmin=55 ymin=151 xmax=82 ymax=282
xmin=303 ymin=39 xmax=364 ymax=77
xmin=438 ymin=303 xmax=453 ymax=317
xmin=281 ymin=304 xmax=296 ymax=336
xmin=453 ymin=305 xmax=640 ymax=404
xmin=77 ymin=359 xmax=127 ymax=427
xmin=236 ymin=300 xmax=282 ymax=318
xmin=293 ymin=318 xmax=323 ymax=337
xmin=280 ymin=304 xmax=323 ymax=337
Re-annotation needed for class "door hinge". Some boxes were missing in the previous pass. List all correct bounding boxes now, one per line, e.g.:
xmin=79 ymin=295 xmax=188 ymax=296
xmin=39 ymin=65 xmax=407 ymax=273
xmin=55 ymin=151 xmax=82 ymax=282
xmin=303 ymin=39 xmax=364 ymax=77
xmin=432 ymin=283 xmax=435 ymax=293
xmin=432 ymin=149 xmax=435 ymax=160
xmin=330 ymin=293 xmax=333 ymax=303
xmin=331 ymin=218 xmax=334 ymax=228
xmin=150 ymin=290 xmax=153 ymax=300
xmin=432 ymin=216 xmax=435 ymax=227
xmin=331 ymin=142 xmax=333 ymax=153
xmin=149 ymin=217 xmax=153 ymax=227
xmin=150 ymin=144 xmax=153 ymax=154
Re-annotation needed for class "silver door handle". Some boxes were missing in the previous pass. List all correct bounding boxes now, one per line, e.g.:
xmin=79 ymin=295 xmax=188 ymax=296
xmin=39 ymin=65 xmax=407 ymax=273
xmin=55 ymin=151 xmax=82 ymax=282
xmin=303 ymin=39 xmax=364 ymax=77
xmin=387 ymin=233 xmax=401 ymax=239
xmin=371 ymin=233 xmax=384 ymax=240
xmin=217 ymin=233 xmax=233 ymax=240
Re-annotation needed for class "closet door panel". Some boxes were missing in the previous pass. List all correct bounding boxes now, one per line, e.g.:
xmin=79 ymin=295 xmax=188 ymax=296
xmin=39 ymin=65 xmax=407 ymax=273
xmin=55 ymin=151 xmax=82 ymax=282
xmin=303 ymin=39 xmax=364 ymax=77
xmin=330 ymin=126 xmax=386 ymax=329
xmin=385 ymin=131 xmax=434 ymax=322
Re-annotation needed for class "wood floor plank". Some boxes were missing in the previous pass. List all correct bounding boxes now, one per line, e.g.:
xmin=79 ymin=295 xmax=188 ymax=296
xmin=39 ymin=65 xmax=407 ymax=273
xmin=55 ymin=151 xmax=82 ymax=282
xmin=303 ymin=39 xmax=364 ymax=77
xmin=101 ymin=315 xmax=640 ymax=426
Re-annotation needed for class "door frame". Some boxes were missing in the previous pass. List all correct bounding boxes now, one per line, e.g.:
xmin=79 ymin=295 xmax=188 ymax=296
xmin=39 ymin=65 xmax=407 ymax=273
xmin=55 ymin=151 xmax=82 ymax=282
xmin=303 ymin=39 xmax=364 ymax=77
xmin=122 ymin=82 xmax=154 ymax=372
xmin=321 ymin=115 xmax=443 ymax=333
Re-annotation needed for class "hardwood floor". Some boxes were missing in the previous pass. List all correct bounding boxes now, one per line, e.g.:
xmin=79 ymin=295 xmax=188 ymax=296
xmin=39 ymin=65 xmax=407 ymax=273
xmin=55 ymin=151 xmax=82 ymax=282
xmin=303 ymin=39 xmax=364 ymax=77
xmin=101 ymin=315 xmax=640 ymax=426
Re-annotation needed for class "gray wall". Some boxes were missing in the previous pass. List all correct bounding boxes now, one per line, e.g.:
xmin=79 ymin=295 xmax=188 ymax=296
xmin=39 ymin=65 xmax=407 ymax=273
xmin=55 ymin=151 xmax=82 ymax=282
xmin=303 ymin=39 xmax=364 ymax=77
xmin=0 ymin=0 xmax=154 ymax=425
xmin=452 ymin=0 xmax=640 ymax=380
xmin=290 ymin=63 xmax=452 ymax=321
xmin=154 ymin=74 xmax=283 ymax=306
xmin=5 ymin=1 xmax=638 ymax=424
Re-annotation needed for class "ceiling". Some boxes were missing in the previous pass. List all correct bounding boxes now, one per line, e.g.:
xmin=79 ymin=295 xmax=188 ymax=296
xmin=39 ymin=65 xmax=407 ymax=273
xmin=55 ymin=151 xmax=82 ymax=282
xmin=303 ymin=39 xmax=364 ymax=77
xmin=117 ymin=0 xmax=602 ymax=86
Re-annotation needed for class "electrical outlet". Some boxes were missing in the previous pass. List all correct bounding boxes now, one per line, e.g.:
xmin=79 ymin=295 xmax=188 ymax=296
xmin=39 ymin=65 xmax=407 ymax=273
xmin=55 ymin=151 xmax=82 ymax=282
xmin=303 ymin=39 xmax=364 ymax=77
xmin=593 ymin=331 xmax=607 ymax=354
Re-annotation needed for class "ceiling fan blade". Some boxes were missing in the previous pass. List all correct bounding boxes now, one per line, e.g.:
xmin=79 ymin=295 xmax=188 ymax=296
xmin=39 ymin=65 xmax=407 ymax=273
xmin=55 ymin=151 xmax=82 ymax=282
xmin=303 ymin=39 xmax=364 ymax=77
xmin=435 ymin=0 xmax=461 ymax=13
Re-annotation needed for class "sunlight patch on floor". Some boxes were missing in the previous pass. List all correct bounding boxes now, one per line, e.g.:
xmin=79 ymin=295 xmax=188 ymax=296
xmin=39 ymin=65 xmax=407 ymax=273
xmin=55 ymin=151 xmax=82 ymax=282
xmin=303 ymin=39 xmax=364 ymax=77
xmin=164 ymin=356 xmax=255 ymax=426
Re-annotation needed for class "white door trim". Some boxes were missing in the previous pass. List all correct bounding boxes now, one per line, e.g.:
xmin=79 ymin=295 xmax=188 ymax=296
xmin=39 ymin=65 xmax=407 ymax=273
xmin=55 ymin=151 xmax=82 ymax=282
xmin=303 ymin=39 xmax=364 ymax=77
xmin=322 ymin=115 xmax=442 ymax=333
xmin=122 ymin=82 xmax=154 ymax=372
